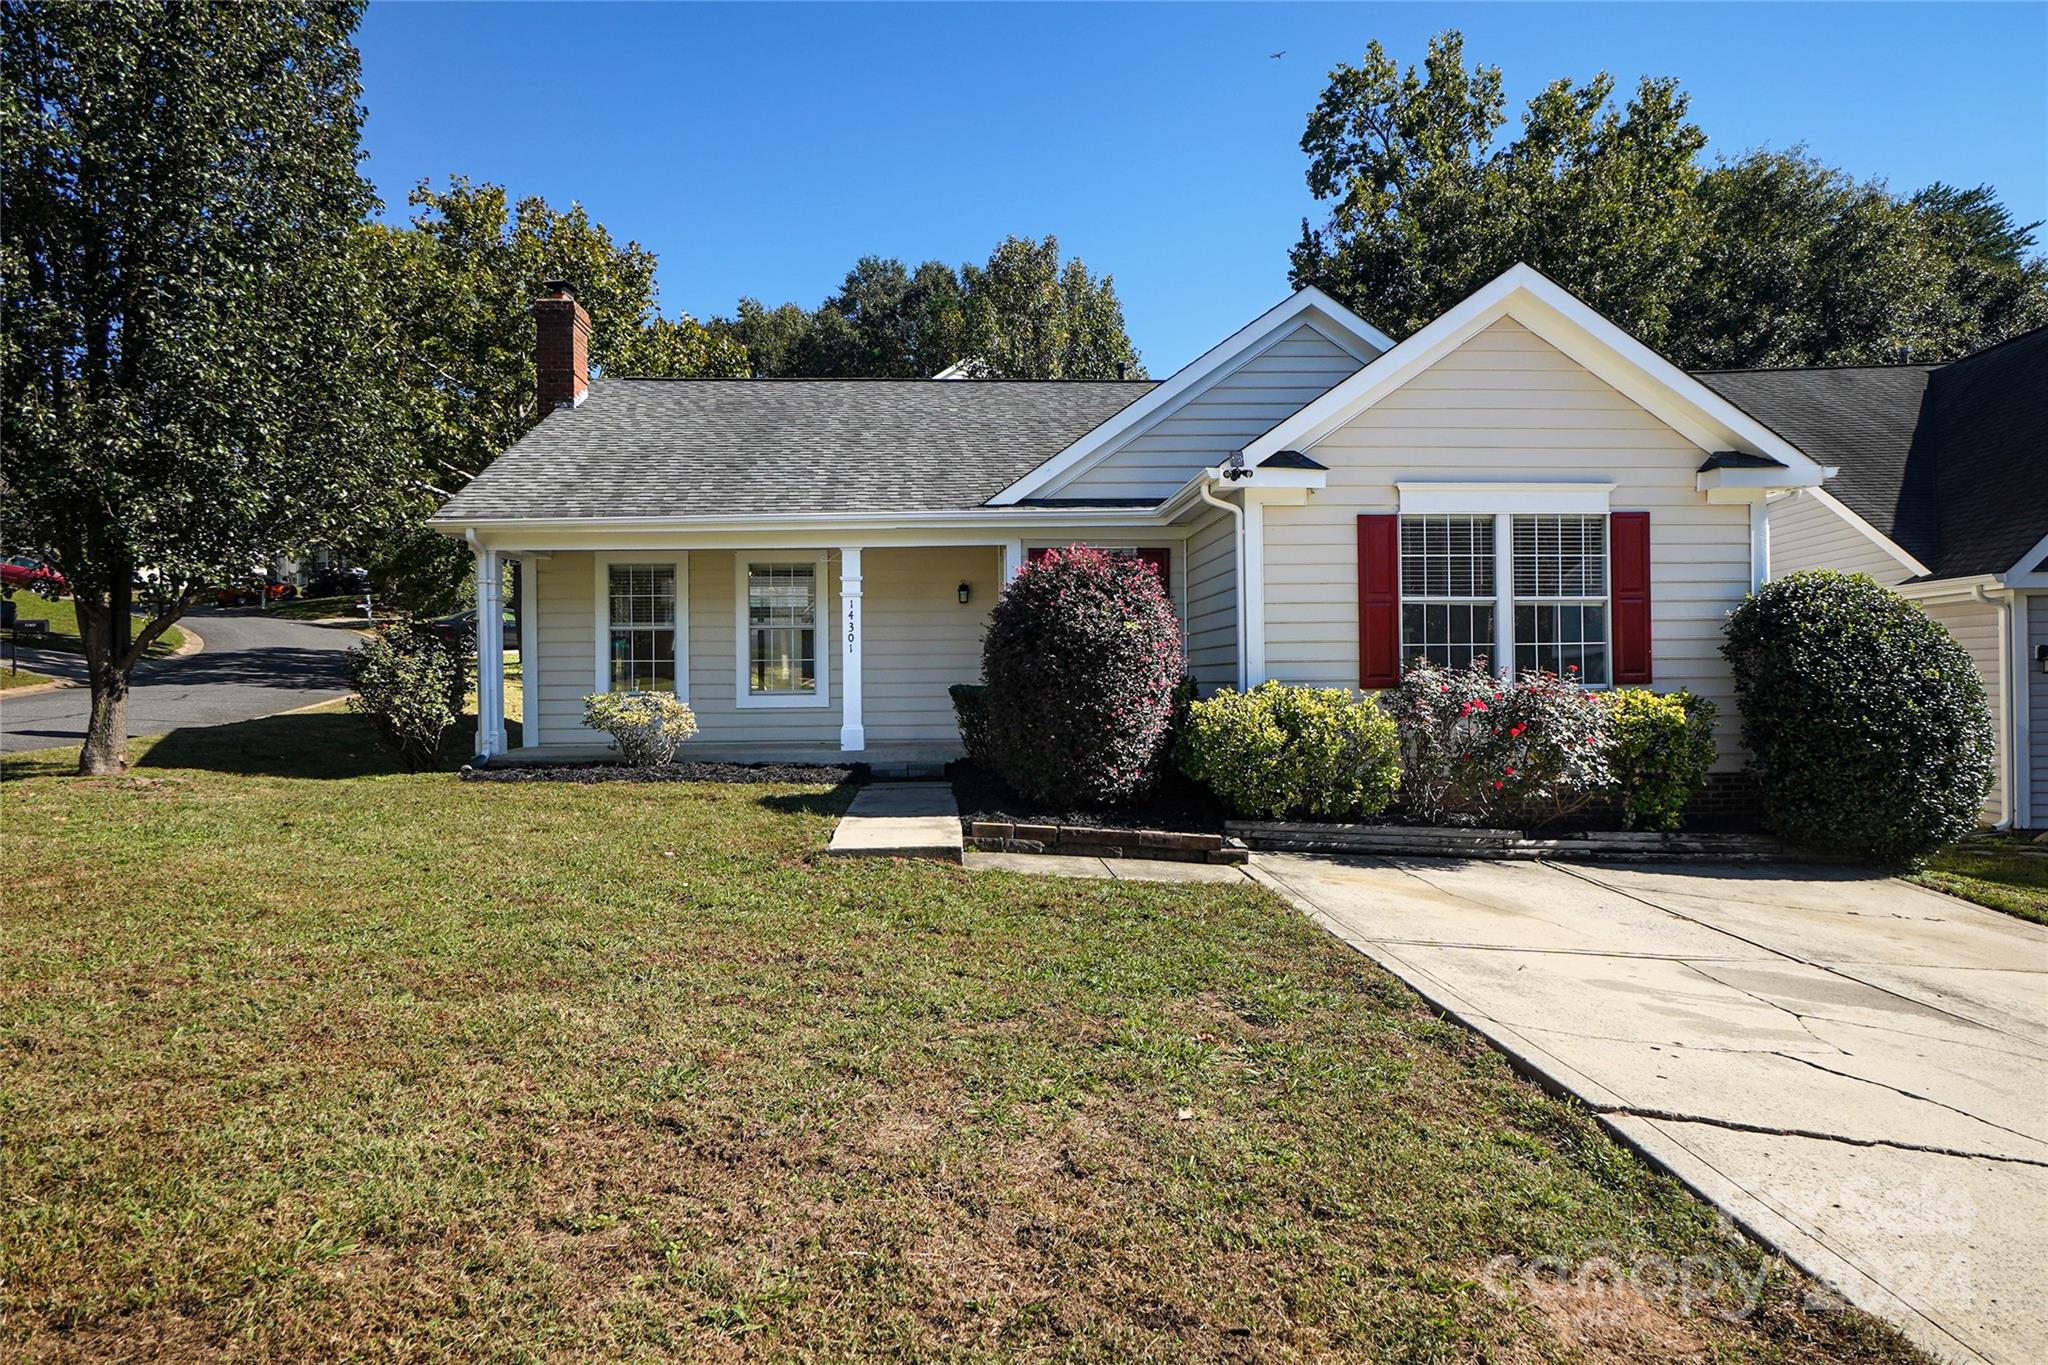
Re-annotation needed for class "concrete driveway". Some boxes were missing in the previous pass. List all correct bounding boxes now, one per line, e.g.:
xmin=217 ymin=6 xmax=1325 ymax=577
xmin=1251 ymin=853 xmax=2048 ymax=1365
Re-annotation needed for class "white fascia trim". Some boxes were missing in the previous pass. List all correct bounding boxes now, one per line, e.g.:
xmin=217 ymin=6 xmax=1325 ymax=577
xmin=1891 ymin=573 xmax=2003 ymax=602
xmin=593 ymin=552 xmax=690 ymax=701
xmin=1243 ymin=264 xmax=1831 ymax=485
xmin=732 ymin=551 xmax=832 ymax=709
xmin=1803 ymin=486 xmax=1932 ymax=577
xmin=433 ymin=506 xmax=1184 ymax=539
xmin=1397 ymin=481 xmax=1614 ymax=515
xmin=2002 ymin=526 xmax=2048 ymax=582
xmin=985 ymin=287 xmax=1393 ymax=505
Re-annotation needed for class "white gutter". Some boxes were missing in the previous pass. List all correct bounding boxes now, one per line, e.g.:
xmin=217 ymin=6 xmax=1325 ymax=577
xmin=429 ymin=505 xmax=1185 ymax=537
xmin=1196 ymin=477 xmax=1249 ymax=692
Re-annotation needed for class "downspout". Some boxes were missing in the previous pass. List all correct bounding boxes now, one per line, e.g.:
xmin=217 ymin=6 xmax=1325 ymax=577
xmin=1197 ymin=476 xmax=1248 ymax=691
xmin=1971 ymin=583 xmax=2015 ymax=830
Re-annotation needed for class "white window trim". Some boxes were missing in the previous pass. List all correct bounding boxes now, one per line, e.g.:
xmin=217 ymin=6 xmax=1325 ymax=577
xmin=1397 ymin=481 xmax=1614 ymax=516
xmin=593 ymin=554 xmax=689 ymax=699
xmin=1395 ymin=510 xmax=1617 ymax=687
xmin=734 ymin=551 xmax=831 ymax=709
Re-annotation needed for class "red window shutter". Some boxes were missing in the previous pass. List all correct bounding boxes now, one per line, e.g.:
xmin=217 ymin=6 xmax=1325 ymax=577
xmin=1136 ymin=547 xmax=1169 ymax=584
xmin=1611 ymin=511 xmax=1652 ymax=684
xmin=1357 ymin=514 xmax=1400 ymax=688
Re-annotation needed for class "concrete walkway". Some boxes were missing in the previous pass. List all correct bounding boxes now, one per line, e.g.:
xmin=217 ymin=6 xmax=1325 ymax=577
xmin=1251 ymin=853 xmax=2048 ymax=1365
xmin=826 ymin=782 xmax=963 ymax=861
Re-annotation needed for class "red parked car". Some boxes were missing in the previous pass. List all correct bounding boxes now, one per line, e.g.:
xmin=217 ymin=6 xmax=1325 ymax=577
xmin=0 ymin=555 xmax=66 ymax=593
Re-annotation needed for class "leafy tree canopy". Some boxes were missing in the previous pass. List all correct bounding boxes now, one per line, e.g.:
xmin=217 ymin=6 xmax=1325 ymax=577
xmin=715 ymin=235 xmax=1146 ymax=379
xmin=352 ymin=178 xmax=748 ymax=606
xmin=2 ymin=0 xmax=397 ymax=772
xmin=1290 ymin=30 xmax=2048 ymax=367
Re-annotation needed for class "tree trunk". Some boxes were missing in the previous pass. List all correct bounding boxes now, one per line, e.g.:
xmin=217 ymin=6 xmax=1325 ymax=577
xmin=80 ymin=664 xmax=130 ymax=775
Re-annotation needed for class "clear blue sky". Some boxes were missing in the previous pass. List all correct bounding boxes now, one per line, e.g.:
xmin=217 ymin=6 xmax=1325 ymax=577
xmin=356 ymin=1 xmax=2048 ymax=373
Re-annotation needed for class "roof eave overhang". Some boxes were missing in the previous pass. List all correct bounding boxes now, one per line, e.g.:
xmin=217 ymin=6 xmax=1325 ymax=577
xmin=426 ymin=503 xmax=1188 ymax=540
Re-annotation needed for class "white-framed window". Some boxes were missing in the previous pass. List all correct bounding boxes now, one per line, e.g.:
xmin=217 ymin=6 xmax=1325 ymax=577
xmin=1399 ymin=515 xmax=1497 ymax=671
xmin=593 ymin=555 xmax=687 ymax=696
xmin=1512 ymin=514 xmax=1609 ymax=685
xmin=734 ymin=553 xmax=830 ymax=708
xmin=1395 ymin=511 xmax=1612 ymax=686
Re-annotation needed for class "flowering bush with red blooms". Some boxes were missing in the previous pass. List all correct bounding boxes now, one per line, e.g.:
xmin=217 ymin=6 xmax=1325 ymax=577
xmin=1385 ymin=658 xmax=1612 ymax=825
xmin=979 ymin=545 xmax=1186 ymax=806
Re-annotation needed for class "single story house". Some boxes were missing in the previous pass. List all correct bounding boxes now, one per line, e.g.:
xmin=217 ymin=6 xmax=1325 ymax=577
xmin=1709 ymin=328 xmax=2047 ymax=829
xmin=430 ymin=264 xmax=2037 ymax=823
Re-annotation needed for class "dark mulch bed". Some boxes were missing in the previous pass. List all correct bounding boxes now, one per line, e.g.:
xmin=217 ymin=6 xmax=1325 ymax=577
xmin=463 ymin=761 xmax=861 ymax=785
xmin=949 ymin=760 xmax=1225 ymax=835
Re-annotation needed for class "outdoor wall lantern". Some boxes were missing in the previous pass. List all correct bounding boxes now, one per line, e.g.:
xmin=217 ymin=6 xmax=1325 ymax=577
xmin=957 ymin=581 xmax=972 ymax=605
xmin=2036 ymin=643 xmax=2048 ymax=674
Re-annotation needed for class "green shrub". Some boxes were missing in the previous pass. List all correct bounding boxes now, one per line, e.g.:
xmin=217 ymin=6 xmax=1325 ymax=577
xmin=1721 ymin=570 xmax=1994 ymax=861
xmin=1385 ymin=660 xmax=1613 ymax=826
xmin=948 ymin=683 xmax=990 ymax=764
xmin=583 ymin=691 xmax=699 ymax=767
xmin=346 ymin=623 xmax=461 ymax=771
xmin=1178 ymin=683 xmax=1400 ymax=821
xmin=980 ymin=545 xmax=1185 ymax=806
xmin=1608 ymin=689 xmax=1718 ymax=831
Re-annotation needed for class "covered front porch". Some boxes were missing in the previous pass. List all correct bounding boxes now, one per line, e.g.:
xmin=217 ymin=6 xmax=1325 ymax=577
xmin=489 ymin=738 xmax=964 ymax=779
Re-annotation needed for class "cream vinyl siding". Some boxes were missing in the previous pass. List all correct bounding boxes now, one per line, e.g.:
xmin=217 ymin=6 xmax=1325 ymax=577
xmin=2030 ymin=594 xmax=2047 ymax=824
xmin=1916 ymin=592 xmax=2006 ymax=824
xmin=1261 ymin=315 xmax=1752 ymax=768
xmin=532 ymin=550 xmax=596 ymax=743
xmin=1185 ymin=511 xmax=1239 ymax=691
xmin=1767 ymin=492 xmax=1913 ymax=585
xmin=862 ymin=547 xmax=999 ymax=743
xmin=1049 ymin=325 xmax=1365 ymax=501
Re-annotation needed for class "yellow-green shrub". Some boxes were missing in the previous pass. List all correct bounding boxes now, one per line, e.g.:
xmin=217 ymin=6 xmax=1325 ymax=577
xmin=583 ymin=692 xmax=698 ymax=767
xmin=1178 ymin=683 xmax=1399 ymax=821
xmin=1608 ymin=688 xmax=1718 ymax=831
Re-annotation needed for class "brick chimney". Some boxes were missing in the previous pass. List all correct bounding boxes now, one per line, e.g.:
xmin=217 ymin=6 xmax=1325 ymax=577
xmin=534 ymin=280 xmax=590 ymax=412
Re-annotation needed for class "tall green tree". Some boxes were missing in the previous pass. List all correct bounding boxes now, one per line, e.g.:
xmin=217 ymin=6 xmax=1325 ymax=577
xmin=716 ymin=235 xmax=1143 ymax=379
xmin=1 ymin=0 xmax=399 ymax=774
xmin=355 ymin=178 xmax=746 ymax=606
xmin=1290 ymin=30 xmax=2048 ymax=367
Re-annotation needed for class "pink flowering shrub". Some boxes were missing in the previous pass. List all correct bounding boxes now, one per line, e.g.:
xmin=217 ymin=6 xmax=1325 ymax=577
xmin=979 ymin=545 xmax=1186 ymax=806
xmin=1385 ymin=659 xmax=1613 ymax=826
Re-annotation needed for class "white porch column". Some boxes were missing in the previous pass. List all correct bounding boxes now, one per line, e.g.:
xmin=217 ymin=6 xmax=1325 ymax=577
xmin=839 ymin=547 xmax=864 ymax=752
xmin=475 ymin=545 xmax=507 ymax=758
xmin=1000 ymin=539 xmax=1025 ymax=583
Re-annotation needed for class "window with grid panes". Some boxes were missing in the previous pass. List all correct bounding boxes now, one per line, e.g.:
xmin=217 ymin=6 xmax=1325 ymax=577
xmin=746 ymin=562 xmax=818 ymax=695
xmin=607 ymin=563 xmax=677 ymax=693
xmin=1511 ymin=514 xmax=1609 ymax=684
xmin=1399 ymin=515 xmax=1497 ymax=670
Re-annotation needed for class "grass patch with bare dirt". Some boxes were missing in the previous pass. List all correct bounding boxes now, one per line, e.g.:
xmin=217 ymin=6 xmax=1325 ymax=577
xmin=1910 ymin=835 xmax=2048 ymax=925
xmin=0 ymin=713 xmax=1924 ymax=1362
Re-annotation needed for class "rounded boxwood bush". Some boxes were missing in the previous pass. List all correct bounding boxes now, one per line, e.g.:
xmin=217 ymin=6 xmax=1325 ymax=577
xmin=1721 ymin=570 xmax=1994 ymax=861
xmin=980 ymin=545 xmax=1185 ymax=806
xmin=1178 ymin=682 xmax=1399 ymax=821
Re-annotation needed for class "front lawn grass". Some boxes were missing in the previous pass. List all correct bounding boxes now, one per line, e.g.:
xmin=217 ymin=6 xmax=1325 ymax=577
xmin=0 ymin=664 xmax=60 ymax=689
xmin=1910 ymin=836 xmax=2048 ymax=924
xmin=4 ymin=592 xmax=185 ymax=655
xmin=0 ymin=715 xmax=1922 ymax=1362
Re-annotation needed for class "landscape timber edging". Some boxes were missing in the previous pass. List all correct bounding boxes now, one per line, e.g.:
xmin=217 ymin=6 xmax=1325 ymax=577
xmin=965 ymin=820 xmax=1249 ymax=866
xmin=1225 ymin=820 xmax=1798 ymax=861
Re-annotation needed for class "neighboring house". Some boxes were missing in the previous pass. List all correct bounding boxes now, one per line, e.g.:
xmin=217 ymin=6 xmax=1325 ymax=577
xmin=1704 ymin=328 xmax=2048 ymax=830
xmin=432 ymin=266 xmax=1854 ymax=796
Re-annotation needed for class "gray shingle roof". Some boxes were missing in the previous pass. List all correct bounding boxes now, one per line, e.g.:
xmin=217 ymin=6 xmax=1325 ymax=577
xmin=432 ymin=378 xmax=1157 ymax=522
xmin=1698 ymin=330 xmax=2048 ymax=579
